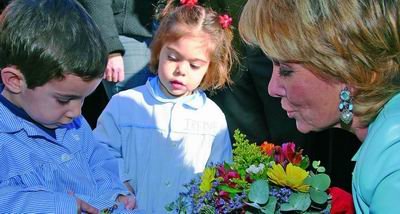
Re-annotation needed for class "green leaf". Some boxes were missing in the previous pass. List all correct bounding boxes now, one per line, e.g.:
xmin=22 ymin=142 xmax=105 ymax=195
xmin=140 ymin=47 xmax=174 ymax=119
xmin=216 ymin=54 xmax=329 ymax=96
xmin=310 ymin=188 xmax=328 ymax=204
xmin=312 ymin=160 xmax=320 ymax=169
xmin=280 ymin=192 xmax=311 ymax=212
xmin=308 ymin=174 xmax=331 ymax=191
xmin=300 ymin=156 xmax=310 ymax=169
xmin=317 ymin=166 xmax=326 ymax=173
xmin=261 ymin=196 xmax=277 ymax=213
xmin=248 ymin=179 xmax=269 ymax=204
xmin=219 ymin=185 xmax=242 ymax=194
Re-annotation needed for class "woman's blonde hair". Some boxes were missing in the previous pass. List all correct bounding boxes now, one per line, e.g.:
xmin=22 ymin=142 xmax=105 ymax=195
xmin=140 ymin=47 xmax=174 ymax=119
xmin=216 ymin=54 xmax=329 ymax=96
xmin=239 ymin=0 xmax=400 ymax=126
xmin=150 ymin=2 xmax=235 ymax=90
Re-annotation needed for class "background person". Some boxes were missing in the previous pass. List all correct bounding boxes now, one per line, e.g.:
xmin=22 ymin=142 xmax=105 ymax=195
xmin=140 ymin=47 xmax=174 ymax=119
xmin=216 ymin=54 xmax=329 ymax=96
xmin=78 ymin=0 xmax=157 ymax=98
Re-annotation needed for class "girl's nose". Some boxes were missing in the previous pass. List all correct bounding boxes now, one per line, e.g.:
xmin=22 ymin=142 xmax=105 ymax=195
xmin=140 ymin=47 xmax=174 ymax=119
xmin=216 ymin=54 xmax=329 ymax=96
xmin=174 ymin=62 xmax=188 ymax=76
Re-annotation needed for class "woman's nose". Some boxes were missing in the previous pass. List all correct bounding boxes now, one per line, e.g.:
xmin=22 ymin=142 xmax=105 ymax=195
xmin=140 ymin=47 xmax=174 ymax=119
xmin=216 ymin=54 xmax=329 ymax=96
xmin=268 ymin=65 xmax=285 ymax=97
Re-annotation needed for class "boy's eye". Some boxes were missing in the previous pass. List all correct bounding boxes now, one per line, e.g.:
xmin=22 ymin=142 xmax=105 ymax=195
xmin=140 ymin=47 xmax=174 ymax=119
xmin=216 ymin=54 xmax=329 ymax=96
xmin=57 ymin=99 xmax=70 ymax=105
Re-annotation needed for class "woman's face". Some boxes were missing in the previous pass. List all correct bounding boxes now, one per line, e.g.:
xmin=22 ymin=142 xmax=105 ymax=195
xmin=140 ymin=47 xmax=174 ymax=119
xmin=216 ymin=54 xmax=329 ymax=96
xmin=268 ymin=61 xmax=343 ymax=133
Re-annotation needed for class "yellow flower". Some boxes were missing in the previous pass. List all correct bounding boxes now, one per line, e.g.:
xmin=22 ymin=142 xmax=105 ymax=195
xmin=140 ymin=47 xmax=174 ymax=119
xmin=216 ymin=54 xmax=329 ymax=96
xmin=267 ymin=163 xmax=310 ymax=192
xmin=199 ymin=167 xmax=216 ymax=193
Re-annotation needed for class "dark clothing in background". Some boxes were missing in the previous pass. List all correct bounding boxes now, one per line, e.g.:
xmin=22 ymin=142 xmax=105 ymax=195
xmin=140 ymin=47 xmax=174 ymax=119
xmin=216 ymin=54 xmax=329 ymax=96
xmin=77 ymin=0 xmax=156 ymax=54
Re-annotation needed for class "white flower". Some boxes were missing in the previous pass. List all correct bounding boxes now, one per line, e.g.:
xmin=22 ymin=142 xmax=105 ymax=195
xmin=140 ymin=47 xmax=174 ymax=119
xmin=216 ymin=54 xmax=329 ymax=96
xmin=246 ymin=163 xmax=265 ymax=174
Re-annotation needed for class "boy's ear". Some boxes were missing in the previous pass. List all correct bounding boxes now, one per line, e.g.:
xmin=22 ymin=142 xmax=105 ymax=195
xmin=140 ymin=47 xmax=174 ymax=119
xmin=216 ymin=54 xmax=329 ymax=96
xmin=1 ymin=66 xmax=26 ymax=93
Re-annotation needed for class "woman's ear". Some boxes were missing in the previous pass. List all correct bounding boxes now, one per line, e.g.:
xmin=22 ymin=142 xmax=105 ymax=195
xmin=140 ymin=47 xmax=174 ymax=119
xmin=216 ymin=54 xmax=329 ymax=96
xmin=1 ymin=66 xmax=26 ymax=93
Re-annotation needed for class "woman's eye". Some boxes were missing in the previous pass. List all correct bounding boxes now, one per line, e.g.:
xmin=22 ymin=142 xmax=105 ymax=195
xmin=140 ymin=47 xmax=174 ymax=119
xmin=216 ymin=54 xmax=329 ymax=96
xmin=279 ymin=66 xmax=293 ymax=77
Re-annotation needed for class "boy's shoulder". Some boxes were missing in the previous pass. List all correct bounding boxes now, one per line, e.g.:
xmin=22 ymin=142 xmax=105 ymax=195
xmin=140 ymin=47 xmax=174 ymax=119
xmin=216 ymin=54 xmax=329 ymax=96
xmin=0 ymin=102 xmax=23 ymax=133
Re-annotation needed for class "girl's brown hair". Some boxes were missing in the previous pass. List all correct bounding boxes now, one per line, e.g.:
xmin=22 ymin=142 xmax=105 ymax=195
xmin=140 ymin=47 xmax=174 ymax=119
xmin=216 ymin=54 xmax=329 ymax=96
xmin=150 ymin=2 xmax=235 ymax=90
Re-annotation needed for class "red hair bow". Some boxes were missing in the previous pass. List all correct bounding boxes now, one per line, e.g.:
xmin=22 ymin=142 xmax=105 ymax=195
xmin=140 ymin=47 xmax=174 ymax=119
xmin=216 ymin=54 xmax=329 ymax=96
xmin=219 ymin=14 xmax=233 ymax=29
xmin=180 ymin=0 xmax=198 ymax=6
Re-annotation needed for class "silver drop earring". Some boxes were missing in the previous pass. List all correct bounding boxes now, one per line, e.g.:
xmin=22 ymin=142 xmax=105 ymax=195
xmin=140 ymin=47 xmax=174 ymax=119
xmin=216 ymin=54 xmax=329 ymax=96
xmin=338 ymin=87 xmax=353 ymax=124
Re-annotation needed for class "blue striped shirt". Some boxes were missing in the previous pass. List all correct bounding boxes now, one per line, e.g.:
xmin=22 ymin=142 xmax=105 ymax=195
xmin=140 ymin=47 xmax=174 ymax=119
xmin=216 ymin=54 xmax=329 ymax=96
xmin=0 ymin=101 xmax=132 ymax=213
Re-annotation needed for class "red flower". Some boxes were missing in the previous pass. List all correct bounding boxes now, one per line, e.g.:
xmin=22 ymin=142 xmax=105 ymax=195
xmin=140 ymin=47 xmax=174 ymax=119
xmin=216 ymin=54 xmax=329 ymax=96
xmin=218 ymin=190 xmax=230 ymax=199
xmin=274 ymin=145 xmax=285 ymax=164
xmin=218 ymin=14 xmax=233 ymax=29
xmin=329 ymin=187 xmax=355 ymax=214
xmin=217 ymin=165 xmax=240 ymax=188
xmin=282 ymin=142 xmax=303 ymax=165
xmin=180 ymin=0 xmax=197 ymax=6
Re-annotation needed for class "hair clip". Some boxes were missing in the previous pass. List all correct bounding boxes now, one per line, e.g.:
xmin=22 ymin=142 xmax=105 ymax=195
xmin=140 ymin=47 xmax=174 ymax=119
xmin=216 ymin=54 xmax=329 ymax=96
xmin=180 ymin=0 xmax=198 ymax=6
xmin=219 ymin=14 xmax=233 ymax=29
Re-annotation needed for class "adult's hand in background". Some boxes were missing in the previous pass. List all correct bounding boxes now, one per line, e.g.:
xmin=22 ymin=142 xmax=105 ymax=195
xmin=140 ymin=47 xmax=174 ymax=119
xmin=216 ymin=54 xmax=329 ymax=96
xmin=104 ymin=53 xmax=125 ymax=82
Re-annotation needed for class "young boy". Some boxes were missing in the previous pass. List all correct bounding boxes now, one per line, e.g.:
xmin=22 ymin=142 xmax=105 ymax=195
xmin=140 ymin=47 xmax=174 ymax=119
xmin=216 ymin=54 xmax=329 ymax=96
xmin=0 ymin=0 xmax=136 ymax=213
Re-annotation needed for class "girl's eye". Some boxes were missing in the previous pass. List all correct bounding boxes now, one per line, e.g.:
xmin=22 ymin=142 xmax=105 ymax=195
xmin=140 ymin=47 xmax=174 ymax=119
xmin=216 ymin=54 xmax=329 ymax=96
xmin=190 ymin=64 xmax=200 ymax=69
xmin=167 ymin=54 xmax=177 ymax=61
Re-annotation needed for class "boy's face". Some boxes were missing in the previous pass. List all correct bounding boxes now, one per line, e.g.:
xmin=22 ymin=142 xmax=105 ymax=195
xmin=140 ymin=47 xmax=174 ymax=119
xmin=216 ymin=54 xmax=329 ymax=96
xmin=16 ymin=74 xmax=101 ymax=129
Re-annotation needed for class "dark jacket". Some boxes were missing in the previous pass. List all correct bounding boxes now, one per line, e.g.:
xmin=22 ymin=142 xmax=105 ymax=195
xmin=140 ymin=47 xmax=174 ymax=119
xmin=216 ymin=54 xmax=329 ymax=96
xmin=78 ymin=0 xmax=157 ymax=54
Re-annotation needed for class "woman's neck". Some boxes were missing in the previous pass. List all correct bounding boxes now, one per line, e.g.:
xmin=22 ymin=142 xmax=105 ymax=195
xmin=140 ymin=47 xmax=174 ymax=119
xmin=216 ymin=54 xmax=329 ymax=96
xmin=348 ymin=116 xmax=368 ymax=142
xmin=354 ymin=127 xmax=368 ymax=142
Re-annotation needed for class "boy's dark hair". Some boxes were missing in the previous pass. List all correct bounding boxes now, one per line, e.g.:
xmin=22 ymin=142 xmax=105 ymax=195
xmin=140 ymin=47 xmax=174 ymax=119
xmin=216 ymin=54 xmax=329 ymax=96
xmin=0 ymin=0 xmax=107 ymax=88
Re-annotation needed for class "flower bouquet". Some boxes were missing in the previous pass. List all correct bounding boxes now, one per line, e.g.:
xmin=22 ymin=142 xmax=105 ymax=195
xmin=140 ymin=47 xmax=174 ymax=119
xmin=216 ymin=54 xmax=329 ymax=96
xmin=166 ymin=130 xmax=332 ymax=213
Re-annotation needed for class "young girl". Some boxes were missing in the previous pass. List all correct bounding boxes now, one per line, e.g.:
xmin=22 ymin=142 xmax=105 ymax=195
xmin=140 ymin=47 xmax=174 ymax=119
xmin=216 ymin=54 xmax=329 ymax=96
xmin=94 ymin=1 xmax=235 ymax=212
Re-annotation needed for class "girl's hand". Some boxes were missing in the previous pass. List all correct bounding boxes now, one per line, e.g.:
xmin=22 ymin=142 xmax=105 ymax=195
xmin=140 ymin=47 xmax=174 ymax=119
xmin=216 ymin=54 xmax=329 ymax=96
xmin=117 ymin=194 xmax=136 ymax=210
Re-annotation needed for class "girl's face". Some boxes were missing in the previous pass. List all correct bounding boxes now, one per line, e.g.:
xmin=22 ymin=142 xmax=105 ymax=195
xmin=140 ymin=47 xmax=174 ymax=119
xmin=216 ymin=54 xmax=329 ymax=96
xmin=268 ymin=61 xmax=343 ymax=133
xmin=157 ymin=34 xmax=211 ymax=98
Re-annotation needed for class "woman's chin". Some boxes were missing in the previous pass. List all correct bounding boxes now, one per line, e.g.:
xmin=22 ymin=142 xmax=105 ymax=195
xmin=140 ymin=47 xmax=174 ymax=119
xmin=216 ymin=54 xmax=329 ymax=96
xmin=295 ymin=121 xmax=314 ymax=134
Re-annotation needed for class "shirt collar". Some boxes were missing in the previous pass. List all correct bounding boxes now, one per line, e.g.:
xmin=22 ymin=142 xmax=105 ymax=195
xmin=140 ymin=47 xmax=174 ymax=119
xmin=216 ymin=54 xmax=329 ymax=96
xmin=146 ymin=76 xmax=207 ymax=109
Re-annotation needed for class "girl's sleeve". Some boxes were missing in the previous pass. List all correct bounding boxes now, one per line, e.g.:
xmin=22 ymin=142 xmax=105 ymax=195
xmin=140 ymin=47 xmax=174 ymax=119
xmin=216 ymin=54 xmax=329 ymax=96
xmin=93 ymin=96 xmax=129 ymax=182
xmin=75 ymin=114 xmax=131 ymax=208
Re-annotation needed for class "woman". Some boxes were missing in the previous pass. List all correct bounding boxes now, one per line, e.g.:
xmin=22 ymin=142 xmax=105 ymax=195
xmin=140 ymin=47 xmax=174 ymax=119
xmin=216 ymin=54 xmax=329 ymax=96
xmin=238 ymin=0 xmax=400 ymax=213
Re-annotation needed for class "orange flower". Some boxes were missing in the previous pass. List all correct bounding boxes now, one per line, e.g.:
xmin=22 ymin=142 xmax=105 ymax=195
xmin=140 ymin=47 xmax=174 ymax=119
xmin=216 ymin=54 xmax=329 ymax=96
xmin=260 ymin=142 xmax=275 ymax=156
